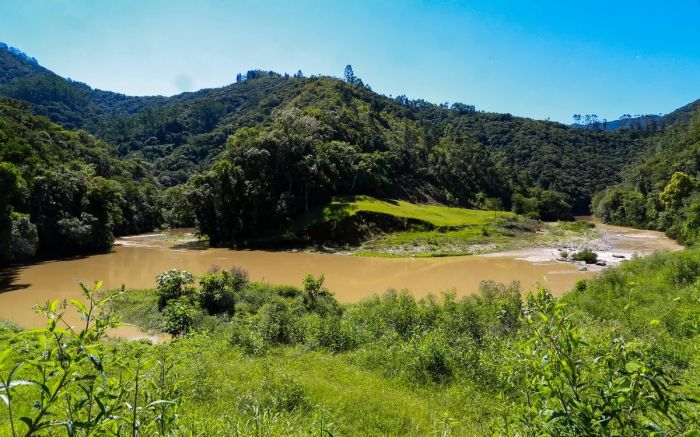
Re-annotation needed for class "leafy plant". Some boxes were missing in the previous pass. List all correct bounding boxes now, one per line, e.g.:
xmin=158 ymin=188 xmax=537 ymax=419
xmin=0 ymin=281 xmax=181 ymax=435
xmin=156 ymin=269 xmax=195 ymax=309
xmin=572 ymin=248 xmax=598 ymax=264
xmin=504 ymin=288 xmax=693 ymax=435
xmin=162 ymin=297 xmax=198 ymax=337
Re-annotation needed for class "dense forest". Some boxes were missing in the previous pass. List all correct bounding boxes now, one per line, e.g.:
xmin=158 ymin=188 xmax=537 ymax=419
xmin=593 ymin=108 xmax=700 ymax=244
xmin=0 ymin=98 xmax=161 ymax=262
xmin=1 ymin=42 xmax=698 ymax=252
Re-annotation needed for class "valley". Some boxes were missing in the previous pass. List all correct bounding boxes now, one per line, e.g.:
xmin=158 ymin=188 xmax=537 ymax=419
xmin=0 ymin=29 xmax=699 ymax=436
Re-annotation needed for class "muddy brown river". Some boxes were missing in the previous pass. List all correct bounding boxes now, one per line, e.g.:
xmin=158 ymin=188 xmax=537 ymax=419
xmin=0 ymin=222 xmax=681 ymax=337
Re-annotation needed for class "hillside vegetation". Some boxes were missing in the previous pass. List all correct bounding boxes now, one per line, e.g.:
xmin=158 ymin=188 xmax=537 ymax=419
xmin=0 ymin=249 xmax=698 ymax=435
xmin=0 ymin=98 xmax=161 ymax=262
xmin=0 ymin=44 xmax=666 ymax=252
xmin=593 ymin=108 xmax=700 ymax=244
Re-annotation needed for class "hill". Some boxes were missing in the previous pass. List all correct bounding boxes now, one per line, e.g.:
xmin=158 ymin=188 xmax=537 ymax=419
xmin=571 ymin=114 xmax=663 ymax=131
xmin=592 ymin=106 xmax=700 ymax=244
xmin=2 ymin=42 xmax=696 ymax=248
xmin=0 ymin=98 xmax=161 ymax=262
xmin=0 ymin=43 xmax=165 ymax=130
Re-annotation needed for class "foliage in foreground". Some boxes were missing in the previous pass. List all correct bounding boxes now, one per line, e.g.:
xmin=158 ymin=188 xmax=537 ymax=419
xmin=0 ymin=282 xmax=181 ymax=435
xmin=2 ymin=249 xmax=700 ymax=435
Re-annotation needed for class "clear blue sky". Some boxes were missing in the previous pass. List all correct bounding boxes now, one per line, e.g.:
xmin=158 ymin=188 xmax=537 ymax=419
xmin=1 ymin=0 xmax=699 ymax=123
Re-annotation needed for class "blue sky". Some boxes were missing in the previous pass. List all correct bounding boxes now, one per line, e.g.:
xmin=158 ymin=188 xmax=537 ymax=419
xmin=1 ymin=0 xmax=699 ymax=123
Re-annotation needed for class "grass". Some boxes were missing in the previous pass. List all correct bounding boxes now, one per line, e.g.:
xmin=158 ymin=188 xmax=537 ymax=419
xmin=284 ymin=196 xmax=601 ymax=257
xmin=111 ymin=250 xmax=700 ymax=432
xmin=291 ymin=195 xmax=513 ymax=229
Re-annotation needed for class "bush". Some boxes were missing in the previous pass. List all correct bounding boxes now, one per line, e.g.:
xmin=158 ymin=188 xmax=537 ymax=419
xmin=407 ymin=331 xmax=452 ymax=384
xmin=198 ymin=268 xmax=246 ymax=315
xmin=229 ymin=315 xmax=270 ymax=355
xmin=163 ymin=297 xmax=199 ymax=336
xmin=304 ymin=314 xmax=359 ymax=352
xmin=505 ymin=289 xmax=691 ymax=435
xmin=478 ymin=281 xmax=522 ymax=335
xmin=259 ymin=300 xmax=303 ymax=345
xmin=571 ymin=249 xmax=598 ymax=264
xmin=156 ymin=269 xmax=196 ymax=309
xmin=302 ymin=274 xmax=341 ymax=316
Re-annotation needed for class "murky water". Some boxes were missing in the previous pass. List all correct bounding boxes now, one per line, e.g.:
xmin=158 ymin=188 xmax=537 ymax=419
xmin=0 ymin=223 xmax=681 ymax=334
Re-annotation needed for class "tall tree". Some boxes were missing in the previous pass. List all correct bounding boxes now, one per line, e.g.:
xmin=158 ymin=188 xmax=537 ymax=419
xmin=344 ymin=65 xmax=356 ymax=84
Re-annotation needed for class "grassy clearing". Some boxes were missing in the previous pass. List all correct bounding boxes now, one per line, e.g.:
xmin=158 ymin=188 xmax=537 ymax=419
xmin=355 ymin=218 xmax=599 ymax=257
xmin=306 ymin=196 xmax=514 ymax=227
xmin=292 ymin=195 xmax=513 ymax=228
xmin=285 ymin=196 xmax=600 ymax=257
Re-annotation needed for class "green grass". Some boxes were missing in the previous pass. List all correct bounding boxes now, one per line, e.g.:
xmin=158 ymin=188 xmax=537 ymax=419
xmin=292 ymin=195 xmax=513 ymax=229
xmin=279 ymin=196 xmax=600 ymax=258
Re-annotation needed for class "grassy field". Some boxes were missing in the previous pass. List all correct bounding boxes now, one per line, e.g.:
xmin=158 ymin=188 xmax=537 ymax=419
xmin=285 ymin=196 xmax=596 ymax=257
xmin=292 ymin=195 xmax=513 ymax=228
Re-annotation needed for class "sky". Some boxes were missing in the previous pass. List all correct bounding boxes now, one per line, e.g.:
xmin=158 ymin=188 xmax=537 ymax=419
xmin=1 ymin=0 xmax=699 ymax=123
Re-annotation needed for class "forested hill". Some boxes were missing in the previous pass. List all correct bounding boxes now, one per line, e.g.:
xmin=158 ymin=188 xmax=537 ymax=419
xmin=0 ymin=43 xmax=165 ymax=130
xmin=2 ymin=42 xmax=697 ymax=248
xmin=0 ymin=98 xmax=161 ymax=262
xmin=593 ymin=108 xmax=700 ymax=244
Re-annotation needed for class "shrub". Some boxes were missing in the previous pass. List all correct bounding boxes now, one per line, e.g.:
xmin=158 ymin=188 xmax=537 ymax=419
xmin=302 ymin=274 xmax=341 ymax=316
xmin=163 ymin=297 xmax=198 ymax=336
xmin=557 ymin=221 xmax=595 ymax=232
xmin=407 ymin=330 xmax=452 ymax=384
xmin=198 ymin=269 xmax=240 ymax=315
xmin=478 ymin=281 xmax=522 ymax=335
xmin=0 ymin=281 xmax=181 ymax=434
xmin=156 ymin=269 xmax=195 ymax=309
xmin=506 ymin=289 xmax=691 ymax=435
xmin=305 ymin=314 xmax=359 ymax=352
xmin=258 ymin=300 xmax=302 ymax=345
xmin=571 ymin=249 xmax=598 ymax=264
xmin=229 ymin=266 xmax=250 ymax=291
xmin=229 ymin=315 xmax=270 ymax=355
xmin=663 ymin=252 xmax=700 ymax=286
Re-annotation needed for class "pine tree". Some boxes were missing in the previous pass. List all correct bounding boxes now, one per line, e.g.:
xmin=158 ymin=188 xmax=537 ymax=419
xmin=344 ymin=65 xmax=356 ymax=84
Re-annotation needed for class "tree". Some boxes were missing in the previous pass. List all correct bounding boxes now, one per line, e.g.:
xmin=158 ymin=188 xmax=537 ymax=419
xmin=344 ymin=65 xmax=356 ymax=84
xmin=512 ymin=193 xmax=539 ymax=218
xmin=660 ymin=172 xmax=694 ymax=210
xmin=0 ymin=162 xmax=23 ymax=210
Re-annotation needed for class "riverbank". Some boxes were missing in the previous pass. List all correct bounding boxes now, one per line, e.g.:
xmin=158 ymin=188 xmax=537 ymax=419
xmin=3 ymin=247 xmax=697 ymax=435
xmin=0 ymin=220 xmax=681 ymax=336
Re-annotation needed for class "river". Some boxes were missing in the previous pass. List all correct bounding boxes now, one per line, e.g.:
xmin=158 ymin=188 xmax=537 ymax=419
xmin=0 ymin=222 xmax=681 ymax=337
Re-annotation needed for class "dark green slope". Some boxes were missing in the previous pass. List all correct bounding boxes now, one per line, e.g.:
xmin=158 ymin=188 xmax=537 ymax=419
xmin=0 ymin=44 xmax=165 ymax=130
xmin=593 ymin=108 xmax=700 ymax=243
xmin=0 ymin=98 xmax=161 ymax=262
